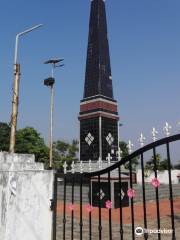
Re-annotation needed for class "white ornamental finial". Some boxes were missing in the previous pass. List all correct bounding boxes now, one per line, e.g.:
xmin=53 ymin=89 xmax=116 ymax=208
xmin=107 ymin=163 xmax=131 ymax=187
xmin=127 ymin=140 xmax=134 ymax=154
xmin=63 ymin=161 xmax=67 ymax=174
xmin=138 ymin=133 xmax=146 ymax=147
xmin=163 ymin=122 xmax=172 ymax=136
xmin=116 ymin=147 xmax=122 ymax=161
xmin=80 ymin=161 xmax=83 ymax=174
xmin=177 ymin=121 xmax=180 ymax=131
xmin=152 ymin=127 xmax=158 ymax=142
xmin=89 ymin=160 xmax=92 ymax=172
xmin=71 ymin=161 xmax=75 ymax=174
xmin=106 ymin=153 xmax=112 ymax=166
xmin=98 ymin=157 xmax=103 ymax=169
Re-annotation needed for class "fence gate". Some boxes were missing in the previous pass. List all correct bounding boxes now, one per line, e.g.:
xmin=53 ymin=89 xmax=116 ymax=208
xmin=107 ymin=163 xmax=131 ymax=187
xmin=52 ymin=134 xmax=180 ymax=240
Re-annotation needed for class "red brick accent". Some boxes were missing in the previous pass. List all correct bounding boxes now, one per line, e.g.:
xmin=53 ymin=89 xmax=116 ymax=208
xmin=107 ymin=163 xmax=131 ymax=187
xmin=80 ymin=100 xmax=117 ymax=113
xmin=78 ymin=112 xmax=119 ymax=121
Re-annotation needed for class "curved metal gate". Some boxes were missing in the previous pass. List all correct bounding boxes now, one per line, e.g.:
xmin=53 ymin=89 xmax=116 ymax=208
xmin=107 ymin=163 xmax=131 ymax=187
xmin=52 ymin=134 xmax=180 ymax=240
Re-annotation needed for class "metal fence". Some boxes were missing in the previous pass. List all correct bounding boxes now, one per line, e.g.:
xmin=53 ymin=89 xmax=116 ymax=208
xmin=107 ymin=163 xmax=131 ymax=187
xmin=52 ymin=133 xmax=180 ymax=240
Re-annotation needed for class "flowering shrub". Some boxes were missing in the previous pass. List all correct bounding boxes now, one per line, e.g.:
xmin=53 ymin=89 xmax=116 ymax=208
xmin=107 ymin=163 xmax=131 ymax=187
xmin=127 ymin=188 xmax=135 ymax=199
xmin=85 ymin=204 xmax=93 ymax=213
xmin=105 ymin=200 xmax=112 ymax=209
xmin=151 ymin=178 xmax=160 ymax=188
xmin=68 ymin=203 xmax=75 ymax=211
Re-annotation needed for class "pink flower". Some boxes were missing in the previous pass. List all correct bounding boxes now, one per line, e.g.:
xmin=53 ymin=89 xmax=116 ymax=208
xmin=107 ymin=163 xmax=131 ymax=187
xmin=85 ymin=204 xmax=93 ymax=213
xmin=68 ymin=203 xmax=75 ymax=211
xmin=105 ymin=200 xmax=112 ymax=209
xmin=127 ymin=188 xmax=135 ymax=199
xmin=151 ymin=178 xmax=160 ymax=188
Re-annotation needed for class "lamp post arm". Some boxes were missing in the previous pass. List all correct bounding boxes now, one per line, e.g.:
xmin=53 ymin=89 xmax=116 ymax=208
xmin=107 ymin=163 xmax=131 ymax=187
xmin=14 ymin=24 xmax=43 ymax=64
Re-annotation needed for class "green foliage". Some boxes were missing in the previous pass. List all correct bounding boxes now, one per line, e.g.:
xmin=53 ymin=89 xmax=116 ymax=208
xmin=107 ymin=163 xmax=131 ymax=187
xmin=15 ymin=127 xmax=49 ymax=165
xmin=145 ymin=154 xmax=161 ymax=171
xmin=119 ymin=141 xmax=139 ymax=171
xmin=0 ymin=122 xmax=79 ymax=170
xmin=145 ymin=154 xmax=171 ymax=171
xmin=0 ymin=122 xmax=11 ymax=151
xmin=159 ymin=159 xmax=170 ymax=170
xmin=174 ymin=162 xmax=180 ymax=170
xmin=53 ymin=139 xmax=79 ymax=169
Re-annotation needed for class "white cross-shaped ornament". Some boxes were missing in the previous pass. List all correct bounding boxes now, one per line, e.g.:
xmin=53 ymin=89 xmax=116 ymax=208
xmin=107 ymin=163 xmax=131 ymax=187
xmin=177 ymin=121 xmax=180 ymax=131
xmin=116 ymin=147 xmax=122 ymax=161
xmin=89 ymin=160 xmax=92 ymax=172
xmin=138 ymin=133 xmax=146 ymax=147
xmin=127 ymin=140 xmax=134 ymax=154
xmin=98 ymin=157 xmax=103 ymax=169
xmin=163 ymin=122 xmax=172 ymax=136
xmin=106 ymin=153 xmax=112 ymax=165
xmin=80 ymin=161 xmax=83 ymax=174
xmin=63 ymin=161 xmax=67 ymax=174
xmin=152 ymin=127 xmax=158 ymax=142
xmin=71 ymin=161 xmax=75 ymax=174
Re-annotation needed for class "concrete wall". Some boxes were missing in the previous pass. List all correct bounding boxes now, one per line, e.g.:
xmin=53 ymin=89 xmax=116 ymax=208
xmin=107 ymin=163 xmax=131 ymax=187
xmin=0 ymin=152 xmax=54 ymax=240
xmin=137 ymin=169 xmax=180 ymax=184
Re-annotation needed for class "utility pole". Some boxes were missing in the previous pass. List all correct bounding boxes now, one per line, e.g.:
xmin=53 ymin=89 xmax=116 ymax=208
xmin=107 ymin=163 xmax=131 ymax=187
xmin=9 ymin=63 xmax=21 ymax=153
xmin=9 ymin=24 xmax=43 ymax=153
xmin=44 ymin=59 xmax=64 ymax=168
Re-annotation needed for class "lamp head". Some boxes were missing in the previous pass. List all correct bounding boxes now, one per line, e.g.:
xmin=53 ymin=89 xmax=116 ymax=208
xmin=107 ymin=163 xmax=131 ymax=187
xmin=44 ymin=77 xmax=55 ymax=87
xmin=44 ymin=58 xmax=64 ymax=65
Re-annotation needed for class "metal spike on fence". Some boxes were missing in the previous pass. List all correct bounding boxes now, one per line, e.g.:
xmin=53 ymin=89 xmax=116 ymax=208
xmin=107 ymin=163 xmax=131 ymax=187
xmin=71 ymin=161 xmax=75 ymax=174
xmin=106 ymin=153 xmax=112 ymax=166
xmin=98 ymin=157 xmax=103 ymax=169
xmin=80 ymin=161 xmax=83 ymax=174
xmin=152 ymin=127 xmax=158 ymax=142
xmin=127 ymin=140 xmax=134 ymax=154
xmin=116 ymin=147 xmax=122 ymax=161
xmin=163 ymin=122 xmax=172 ymax=136
xmin=138 ymin=133 xmax=146 ymax=147
xmin=63 ymin=161 xmax=67 ymax=174
xmin=89 ymin=159 xmax=92 ymax=172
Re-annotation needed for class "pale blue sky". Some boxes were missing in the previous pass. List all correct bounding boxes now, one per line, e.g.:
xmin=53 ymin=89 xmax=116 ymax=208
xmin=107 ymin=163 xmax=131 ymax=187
xmin=0 ymin=0 xmax=180 ymax=157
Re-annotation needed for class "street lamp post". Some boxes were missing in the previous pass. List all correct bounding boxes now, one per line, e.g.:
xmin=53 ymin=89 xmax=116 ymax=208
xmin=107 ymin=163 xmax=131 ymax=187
xmin=9 ymin=24 xmax=43 ymax=153
xmin=44 ymin=59 xmax=64 ymax=168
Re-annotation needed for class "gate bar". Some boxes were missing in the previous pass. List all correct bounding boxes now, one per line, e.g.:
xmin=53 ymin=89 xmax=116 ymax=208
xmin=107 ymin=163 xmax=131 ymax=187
xmin=98 ymin=174 xmax=102 ymax=240
xmin=140 ymin=153 xmax=148 ymax=239
xmin=129 ymin=160 xmax=135 ymax=240
xmin=80 ymin=174 xmax=83 ymax=240
xmin=118 ymin=166 xmax=124 ymax=240
xmin=166 ymin=143 xmax=176 ymax=239
xmin=52 ymin=174 xmax=58 ymax=240
xmin=153 ymin=147 xmax=161 ymax=240
xmin=71 ymin=175 xmax=75 ymax=240
xmin=63 ymin=175 xmax=67 ymax=240
xmin=108 ymin=172 xmax=112 ymax=240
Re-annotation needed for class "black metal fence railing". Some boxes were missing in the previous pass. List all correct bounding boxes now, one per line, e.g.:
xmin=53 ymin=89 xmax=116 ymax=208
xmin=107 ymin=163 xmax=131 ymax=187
xmin=52 ymin=134 xmax=180 ymax=240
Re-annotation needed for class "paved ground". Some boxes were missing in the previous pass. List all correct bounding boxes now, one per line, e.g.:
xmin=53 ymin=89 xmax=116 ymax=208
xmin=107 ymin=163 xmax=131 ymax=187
xmin=56 ymin=198 xmax=180 ymax=240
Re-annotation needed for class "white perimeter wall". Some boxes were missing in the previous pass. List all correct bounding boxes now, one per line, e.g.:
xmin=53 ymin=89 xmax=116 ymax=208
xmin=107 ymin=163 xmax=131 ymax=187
xmin=137 ymin=169 xmax=180 ymax=184
xmin=0 ymin=152 xmax=54 ymax=240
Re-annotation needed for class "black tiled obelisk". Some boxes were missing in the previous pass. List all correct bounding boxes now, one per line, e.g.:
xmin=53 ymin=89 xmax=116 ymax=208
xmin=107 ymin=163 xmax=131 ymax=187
xmin=79 ymin=0 xmax=119 ymax=161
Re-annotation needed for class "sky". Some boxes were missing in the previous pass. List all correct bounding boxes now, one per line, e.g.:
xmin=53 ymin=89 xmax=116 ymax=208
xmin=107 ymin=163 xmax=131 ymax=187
xmin=0 ymin=0 xmax=180 ymax=159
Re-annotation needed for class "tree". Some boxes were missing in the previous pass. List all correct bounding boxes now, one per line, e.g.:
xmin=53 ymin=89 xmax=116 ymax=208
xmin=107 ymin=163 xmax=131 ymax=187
xmin=145 ymin=154 xmax=161 ymax=171
xmin=174 ymin=162 xmax=180 ymax=170
xmin=119 ymin=141 xmax=139 ymax=171
xmin=53 ymin=141 xmax=69 ymax=157
xmin=15 ymin=127 xmax=49 ymax=165
xmin=145 ymin=154 xmax=171 ymax=171
xmin=68 ymin=139 xmax=79 ymax=158
xmin=159 ymin=159 xmax=170 ymax=171
xmin=0 ymin=122 xmax=11 ymax=151
xmin=53 ymin=139 xmax=79 ymax=169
